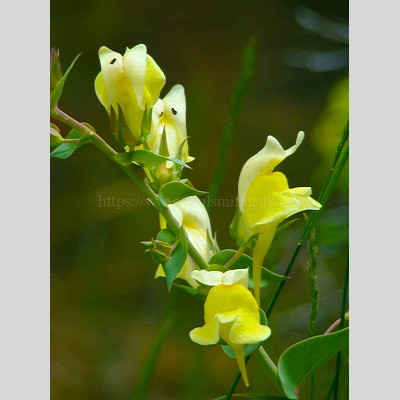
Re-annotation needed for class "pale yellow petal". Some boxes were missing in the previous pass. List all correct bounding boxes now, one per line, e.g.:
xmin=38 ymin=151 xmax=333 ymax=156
xmin=189 ymin=324 xmax=219 ymax=345
xmin=167 ymin=203 xmax=184 ymax=227
xmin=173 ymin=196 xmax=211 ymax=234
xmin=238 ymin=132 xmax=304 ymax=211
xmin=222 ymin=269 xmax=249 ymax=288
xmin=144 ymin=54 xmax=166 ymax=107
xmin=192 ymin=270 xmax=224 ymax=286
xmin=94 ymin=72 xmax=108 ymax=110
xmin=123 ymin=44 xmax=147 ymax=108
xmin=281 ymin=187 xmax=322 ymax=218
xmin=98 ymin=46 xmax=124 ymax=108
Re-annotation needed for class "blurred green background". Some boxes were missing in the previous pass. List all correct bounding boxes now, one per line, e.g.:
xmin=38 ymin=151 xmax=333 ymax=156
xmin=51 ymin=1 xmax=348 ymax=399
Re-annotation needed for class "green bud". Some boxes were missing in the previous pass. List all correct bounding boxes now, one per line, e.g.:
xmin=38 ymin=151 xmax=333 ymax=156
xmin=50 ymin=48 xmax=62 ymax=92
xmin=109 ymin=105 xmax=138 ymax=148
xmin=50 ymin=123 xmax=63 ymax=150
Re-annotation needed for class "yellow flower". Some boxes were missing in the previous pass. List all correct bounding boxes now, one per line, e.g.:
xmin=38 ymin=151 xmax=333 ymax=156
xmin=147 ymin=84 xmax=194 ymax=183
xmin=190 ymin=269 xmax=271 ymax=386
xmin=156 ymin=196 xmax=214 ymax=287
xmin=232 ymin=132 xmax=321 ymax=304
xmin=94 ymin=45 xmax=166 ymax=146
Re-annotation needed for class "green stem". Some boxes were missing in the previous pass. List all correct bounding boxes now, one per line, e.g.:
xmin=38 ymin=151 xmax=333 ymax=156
xmin=134 ymin=289 xmax=178 ymax=399
xmin=225 ymin=348 xmax=282 ymax=400
xmin=255 ymin=346 xmax=282 ymax=393
xmin=225 ymin=362 xmax=247 ymax=400
xmin=62 ymin=138 xmax=80 ymax=143
xmin=225 ymin=122 xmax=349 ymax=399
xmin=50 ymin=106 xmax=209 ymax=271
xmin=224 ymin=246 xmax=246 ymax=269
xmin=265 ymin=136 xmax=349 ymax=318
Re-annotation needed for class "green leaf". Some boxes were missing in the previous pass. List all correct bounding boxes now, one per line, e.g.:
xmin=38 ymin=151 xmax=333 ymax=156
xmin=213 ymin=394 xmax=288 ymax=400
xmin=50 ymin=128 xmax=91 ymax=159
xmin=168 ymin=157 xmax=191 ymax=168
xmin=156 ymin=229 xmax=176 ymax=245
xmin=114 ymin=150 xmax=191 ymax=169
xmin=50 ymin=52 xmax=82 ymax=107
xmin=163 ymin=229 xmax=188 ymax=290
xmin=209 ymin=250 xmax=286 ymax=288
xmin=222 ymin=309 xmax=267 ymax=359
xmin=278 ymin=328 xmax=349 ymax=399
xmin=158 ymin=181 xmax=208 ymax=207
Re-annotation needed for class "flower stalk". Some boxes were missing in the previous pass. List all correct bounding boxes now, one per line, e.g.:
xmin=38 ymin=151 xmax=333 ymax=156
xmin=50 ymin=106 xmax=209 ymax=271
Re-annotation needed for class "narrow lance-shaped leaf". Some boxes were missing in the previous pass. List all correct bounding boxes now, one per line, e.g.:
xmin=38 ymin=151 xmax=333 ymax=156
xmin=50 ymin=128 xmax=92 ymax=159
xmin=114 ymin=149 xmax=191 ymax=169
xmin=163 ymin=227 xmax=188 ymax=290
xmin=277 ymin=327 xmax=349 ymax=399
xmin=50 ymin=52 xmax=82 ymax=107
xmin=158 ymin=181 xmax=208 ymax=207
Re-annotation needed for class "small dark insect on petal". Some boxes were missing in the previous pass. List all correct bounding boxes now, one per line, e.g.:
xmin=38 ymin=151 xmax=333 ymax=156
xmin=171 ymin=108 xmax=177 ymax=115
xmin=160 ymin=112 xmax=163 ymax=117
xmin=110 ymin=58 xmax=117 ymax=65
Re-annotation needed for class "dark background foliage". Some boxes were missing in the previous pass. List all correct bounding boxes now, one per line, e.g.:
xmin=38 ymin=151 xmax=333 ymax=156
xmin=51 ymin=1 xmax=348 ymax=398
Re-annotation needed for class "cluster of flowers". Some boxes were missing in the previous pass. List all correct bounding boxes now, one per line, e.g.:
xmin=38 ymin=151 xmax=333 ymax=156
xmin=95 ymin=44 xmax=321 ymax=386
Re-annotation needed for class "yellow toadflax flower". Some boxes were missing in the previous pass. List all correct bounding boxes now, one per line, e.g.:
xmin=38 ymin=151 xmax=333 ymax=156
xmin=147 ymin=84 xmax=194 ymax=183
xmin=95 ymin=44 xmax=166 ymax=147
xmin=190 ymin=268 xmax=271 ymax=386
xmin=232 ymin=132 xmax=321 ymax=304
xmin=156 ymin=196 xmax=214 ymax=287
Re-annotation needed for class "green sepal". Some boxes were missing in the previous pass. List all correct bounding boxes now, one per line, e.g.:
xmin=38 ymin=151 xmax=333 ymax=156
xmin=176 ymin=137 xmax=190 ymax=160
xmin=50 ymin=128 xmax=92 ymax=159
xmin=230 ymin=207 xmax=242 ymax=242
xmin=277 ymin=327 xmax=349 ymax=399
xmin=207 ymin=230 xmax=220 ymax=255
xmin=139 ymin=105 xmax=153 ymax=143
xmin=50 ymin=52 xmax=82 ymax=108
xmin=158 ymin=181 xmax=208 ymax=207
xmin=142 ymin=229 xmax=175 ymax=259
xmin=222 ymin=309 xmax=268 ymax=359
xmin=208 ymin=249 xmax=286 ymax=288
xmin=50 ymin=123 xmax=63 ymax=150
xmin=230 ymin=210 xmax=260 ymax=251
xmin=114 ymin=149 xmax=191 ymax=169
xmin=158 ymin=126 xmax=170 ymax=157
xmin=50 ymin=48 xmax=62 ymax=92
xmin=109 ymin=104 xmax=138 ymax=148
xmin=145 ymin=248 xmax=170 ymax=264
xmin=140 ymin=241 xmax=154 ymax=248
